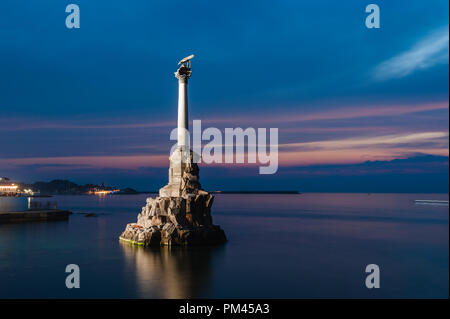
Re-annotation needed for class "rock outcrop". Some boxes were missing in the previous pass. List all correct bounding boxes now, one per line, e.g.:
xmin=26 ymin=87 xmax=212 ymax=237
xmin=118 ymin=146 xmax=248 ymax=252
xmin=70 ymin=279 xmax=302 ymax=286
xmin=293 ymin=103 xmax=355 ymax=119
xmin=119 ymin=150 xmax=226 ymax=246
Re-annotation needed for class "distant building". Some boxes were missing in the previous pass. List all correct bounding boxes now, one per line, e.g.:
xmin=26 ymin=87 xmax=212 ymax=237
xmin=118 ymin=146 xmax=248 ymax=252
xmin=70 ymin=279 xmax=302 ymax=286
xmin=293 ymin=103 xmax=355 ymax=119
xmin=0 ymin=177 xmax=19 ymax=196
xmin=87 ymin=187 xmax=120 ymax=196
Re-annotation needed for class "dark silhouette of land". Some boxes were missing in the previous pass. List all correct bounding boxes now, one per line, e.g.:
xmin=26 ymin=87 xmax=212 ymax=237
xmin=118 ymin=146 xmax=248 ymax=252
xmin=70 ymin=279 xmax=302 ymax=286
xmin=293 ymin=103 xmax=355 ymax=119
xmin=18 ymin=180 xmax=138 ymax=196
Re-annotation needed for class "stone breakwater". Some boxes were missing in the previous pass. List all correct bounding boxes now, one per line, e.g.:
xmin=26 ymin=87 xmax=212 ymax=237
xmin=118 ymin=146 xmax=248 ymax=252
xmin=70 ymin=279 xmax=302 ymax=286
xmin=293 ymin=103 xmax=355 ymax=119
xmin=0 ymin=209 xmax=70 ymax=223
xmin=119 ymin=194 xmax=226 ymax=246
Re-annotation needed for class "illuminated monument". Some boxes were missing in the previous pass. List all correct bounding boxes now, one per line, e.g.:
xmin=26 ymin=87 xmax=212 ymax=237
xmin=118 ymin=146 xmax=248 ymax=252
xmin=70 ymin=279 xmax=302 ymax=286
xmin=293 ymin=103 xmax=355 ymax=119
xmin=119 ymin=55 xmax=227 ymax=246
xmin=159 ymin=55 xmax=199 ymax=198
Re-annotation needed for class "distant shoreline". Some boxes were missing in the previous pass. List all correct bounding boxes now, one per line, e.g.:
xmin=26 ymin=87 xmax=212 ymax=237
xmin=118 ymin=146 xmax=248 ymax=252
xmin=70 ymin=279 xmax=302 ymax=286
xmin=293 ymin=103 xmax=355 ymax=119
xmin=211 ymin=190 xmax=300 ymax=194
xmin=132 ymin=190 xmax=301 ymax=195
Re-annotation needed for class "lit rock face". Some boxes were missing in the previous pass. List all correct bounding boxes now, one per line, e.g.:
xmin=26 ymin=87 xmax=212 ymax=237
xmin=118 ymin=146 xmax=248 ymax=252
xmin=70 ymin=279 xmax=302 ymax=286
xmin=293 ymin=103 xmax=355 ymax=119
xmin=119 ymin=151 xmax=227 ymax=246
xmin=119 ymin=163 xmax=227 ymax=246
xmin=138 ymin=194 xmax=214 ymax=228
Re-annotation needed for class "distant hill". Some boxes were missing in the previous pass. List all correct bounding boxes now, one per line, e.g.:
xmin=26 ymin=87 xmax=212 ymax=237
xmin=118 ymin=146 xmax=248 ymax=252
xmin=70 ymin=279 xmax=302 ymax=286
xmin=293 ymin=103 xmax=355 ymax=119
xmin=19 ymin=180 xmax=137 ymax=195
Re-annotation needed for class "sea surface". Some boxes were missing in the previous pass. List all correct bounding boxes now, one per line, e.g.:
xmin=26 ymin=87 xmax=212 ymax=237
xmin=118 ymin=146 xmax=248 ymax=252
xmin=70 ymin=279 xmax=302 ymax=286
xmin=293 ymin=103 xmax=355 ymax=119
xmin=0 ymin=193 xmax=448 ymax=298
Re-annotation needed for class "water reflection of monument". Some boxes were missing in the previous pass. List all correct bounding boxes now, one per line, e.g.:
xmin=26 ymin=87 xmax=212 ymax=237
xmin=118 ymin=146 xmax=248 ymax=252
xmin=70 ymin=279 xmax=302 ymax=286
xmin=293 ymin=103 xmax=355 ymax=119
xmin=120 ymin=242 xmax=224 ymax=298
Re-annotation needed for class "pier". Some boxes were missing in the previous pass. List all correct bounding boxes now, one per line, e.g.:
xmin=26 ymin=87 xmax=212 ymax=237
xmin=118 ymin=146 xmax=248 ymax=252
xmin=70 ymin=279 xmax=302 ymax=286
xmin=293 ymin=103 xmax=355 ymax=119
xmin=0 ymin=209 xmax=71 ymax=223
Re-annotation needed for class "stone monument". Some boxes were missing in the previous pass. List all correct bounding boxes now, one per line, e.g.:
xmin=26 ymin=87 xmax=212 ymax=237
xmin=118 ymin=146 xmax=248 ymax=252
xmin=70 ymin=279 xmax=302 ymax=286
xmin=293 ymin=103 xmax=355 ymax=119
xmin=119 ymin=55 xmax=227 ymax=247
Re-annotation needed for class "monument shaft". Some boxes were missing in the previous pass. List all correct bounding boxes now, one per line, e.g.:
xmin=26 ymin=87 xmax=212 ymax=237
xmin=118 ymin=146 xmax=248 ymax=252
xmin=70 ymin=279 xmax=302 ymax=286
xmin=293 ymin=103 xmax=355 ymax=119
xmin=160 ymin=58 xmax=193 ymax=197
xmin=177 ymin=76 xmax=188 ymax=147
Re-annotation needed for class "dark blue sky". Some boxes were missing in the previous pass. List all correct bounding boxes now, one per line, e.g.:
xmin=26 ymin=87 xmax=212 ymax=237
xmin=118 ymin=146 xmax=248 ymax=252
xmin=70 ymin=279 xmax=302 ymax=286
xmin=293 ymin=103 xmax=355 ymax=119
xmin=0 ymin=1 xmax=448 ymax=191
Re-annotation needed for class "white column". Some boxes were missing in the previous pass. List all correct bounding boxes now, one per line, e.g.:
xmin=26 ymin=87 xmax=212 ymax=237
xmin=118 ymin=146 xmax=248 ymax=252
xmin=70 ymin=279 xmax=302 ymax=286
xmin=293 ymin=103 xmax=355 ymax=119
xmin=177 ymin=77 xmax=188 ymax=148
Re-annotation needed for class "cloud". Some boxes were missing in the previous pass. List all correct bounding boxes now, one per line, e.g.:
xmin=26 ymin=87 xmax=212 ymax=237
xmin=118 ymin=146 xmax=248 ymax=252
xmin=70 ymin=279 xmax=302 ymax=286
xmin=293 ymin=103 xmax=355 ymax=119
xmin=277 ymin=131 xmax=449 ymax=166
xmin=1 ymin=130 xmax=447 ymax=171
xmin=200 ymin=102 xmax=449 ymax=127
xmin=0 ymin=155 xmax=169 ymax=170
xmin=0 ymin=118 xmax=172 ymax=132
xmin=0 ymin=101 xmax=447 ymax=133
xmin=373 ymin=26 xmax=449 ymax=81
xmin=0 ymin=102 xmax=447 ymax=169
xmin=281 ymin=131 xmax=449 ymax=151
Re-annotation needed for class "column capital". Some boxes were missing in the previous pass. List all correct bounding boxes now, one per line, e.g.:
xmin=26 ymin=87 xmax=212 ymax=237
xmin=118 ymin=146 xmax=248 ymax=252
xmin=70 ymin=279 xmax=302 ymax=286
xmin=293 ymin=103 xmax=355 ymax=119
xmin=175 ymin=66 xmax=192 ymax=82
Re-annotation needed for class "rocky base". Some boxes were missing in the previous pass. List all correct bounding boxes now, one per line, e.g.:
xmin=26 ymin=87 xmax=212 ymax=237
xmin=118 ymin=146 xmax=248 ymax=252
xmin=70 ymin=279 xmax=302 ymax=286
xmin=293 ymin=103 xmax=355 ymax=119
xmin=119 ymin=223 xmax=226 ymax=246
xmin=119 ymin=194 xmax=227 ymax=246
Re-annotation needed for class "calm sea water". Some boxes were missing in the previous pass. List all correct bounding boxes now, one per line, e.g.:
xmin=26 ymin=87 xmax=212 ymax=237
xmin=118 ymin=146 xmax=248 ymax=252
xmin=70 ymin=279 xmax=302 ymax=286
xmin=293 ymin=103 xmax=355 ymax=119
xmin=0 ymin=193 xmax=448 ymax=298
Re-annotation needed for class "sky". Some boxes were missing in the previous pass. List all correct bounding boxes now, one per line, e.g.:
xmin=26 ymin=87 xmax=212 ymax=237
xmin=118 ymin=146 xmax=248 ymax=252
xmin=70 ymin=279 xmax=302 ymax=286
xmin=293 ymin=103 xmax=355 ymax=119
xmin=0 ymin=0 xmax=448 ymax=192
